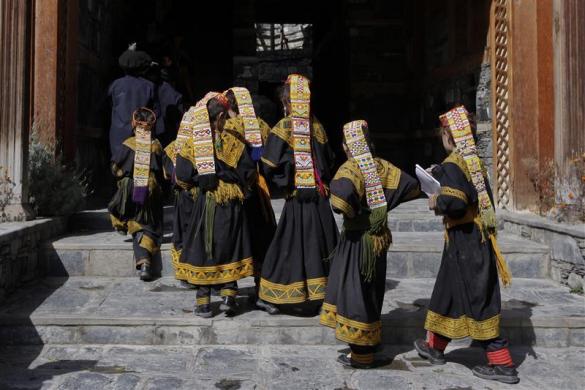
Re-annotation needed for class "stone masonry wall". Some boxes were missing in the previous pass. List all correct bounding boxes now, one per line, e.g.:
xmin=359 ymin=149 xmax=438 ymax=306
xmin=0 ymin=218 xmax=67 ymax=302
xmin=500 ymin=210 xmax=585 ymax=290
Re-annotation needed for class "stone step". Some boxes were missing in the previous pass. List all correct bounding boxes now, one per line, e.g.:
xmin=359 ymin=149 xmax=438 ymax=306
xmin=70 ymin=199 xmax=444 ymax=234
xmin=42 ymin=231 xmax=549 ymax=279
xmin=70 ymin=206 xmax=175 ymax=232
xmin=0 ymin=277 xmax=582 ymax=347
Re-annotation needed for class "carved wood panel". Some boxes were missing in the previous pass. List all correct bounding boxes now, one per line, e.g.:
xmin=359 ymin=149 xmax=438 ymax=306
xmin=490 ymin=0 xmax=512 ymax=209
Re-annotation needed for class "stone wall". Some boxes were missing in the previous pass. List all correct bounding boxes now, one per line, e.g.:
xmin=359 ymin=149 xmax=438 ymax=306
xmin=500 ymin=210 xmax=585 ymax=290
xmin=0 ymin=218 xmax=68 ymax=302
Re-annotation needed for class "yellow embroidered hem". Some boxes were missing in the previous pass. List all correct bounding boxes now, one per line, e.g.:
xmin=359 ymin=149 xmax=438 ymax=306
xmin=424 ymin=310 xmax=500 ymax=340
xmin=259 ymin=277 xmax=327 ymax=304
xmin=319 ymin=302 xmax=381 ymax=346
xmin=174 ymin=257 xmax=254 ymax=285
xmin=171 ymin=246 xmax=181 ymax=266
xmin=331 ymin=194 xmax=355 ymax=218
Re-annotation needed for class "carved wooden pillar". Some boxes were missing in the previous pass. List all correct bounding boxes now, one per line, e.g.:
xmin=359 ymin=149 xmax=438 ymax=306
xmin=0 ymin=0 xmax=34 ymax=220
xmin=490 ymin=0 xmax=513 ymax=209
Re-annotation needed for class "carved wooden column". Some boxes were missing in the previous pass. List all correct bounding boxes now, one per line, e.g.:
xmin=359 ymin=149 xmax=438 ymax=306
xmin=0 ymin=0 xmax=34 ymax=220
xmin=490 ymin=0 xmax=513 ymax=209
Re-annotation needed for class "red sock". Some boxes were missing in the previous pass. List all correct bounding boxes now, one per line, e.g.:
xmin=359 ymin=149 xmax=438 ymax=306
xmin=427 ymin=331 xmax=449 ymax=352
xmin=487 ymin=348 xmax=514 ymax=367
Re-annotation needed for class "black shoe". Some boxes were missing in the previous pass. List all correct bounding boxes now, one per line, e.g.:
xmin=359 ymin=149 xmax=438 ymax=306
xmin=336 ymin=354 xmax=377 ymax=369
xmin=472 ymin=364 xmax=520 ymax=384
xmin=413 ymin=339 xmax=446 ymax=365
xmin=220 ymin=296 xmax=238 ymax=316
xmin=256 ymin=299 xmax=279 ymax=315
xmin=139 ymin=264 xmax=152 ymax=281
xmin=194 ymin=304 xmax=213 ymax=318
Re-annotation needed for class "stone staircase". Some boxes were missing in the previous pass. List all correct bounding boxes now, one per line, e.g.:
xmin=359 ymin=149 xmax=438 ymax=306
xmin=1 ymin=199 xmax=583 ymax=349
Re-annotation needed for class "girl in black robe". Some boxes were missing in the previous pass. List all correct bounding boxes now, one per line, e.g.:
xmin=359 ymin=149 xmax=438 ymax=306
xmin=414 ymin=106 xmax=518 ymax=385
xmin=321 ymin=120 xmax=420 ymax=368
xmin=174 ymin=93 xmax=256 ymax=317
xmin=257 ymin=75 xmax=339 ymax=314
xmin=108 ymin=108 xmax=163 ymax=281
xmin=224 ymin=88 xmax=277 ymax=299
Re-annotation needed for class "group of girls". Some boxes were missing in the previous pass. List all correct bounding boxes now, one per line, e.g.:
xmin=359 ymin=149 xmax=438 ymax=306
xmin=108 ymin=74 xmax=519 ymax=384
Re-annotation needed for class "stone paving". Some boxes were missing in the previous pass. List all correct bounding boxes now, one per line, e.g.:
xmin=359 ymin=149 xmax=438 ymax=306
xmin=0 ymin=277 xmax=583 ymax=347
xmin=0 ymin=344 xmax=583 ymax=389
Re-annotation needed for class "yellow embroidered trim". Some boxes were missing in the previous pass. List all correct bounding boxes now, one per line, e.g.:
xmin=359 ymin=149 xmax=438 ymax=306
xmin=440 ymin=186 xmax=468 ymax=203
xmin=179 ymin=139 xmax=197 ymax=166
xmin=319 ymin=302 xmax=338 ymax=328
xmin=220 ymin=289 xmax=237 ymax=297
xmin=224 ymin=117 xmax=245 ymax=138
xmin=261 ymin=156 xmax=277 ymax=168
xmin=271 ymin=119 xmax=292 ymax=145
xmin=259 ymin=277 xmax=327 ymax=304
xmin=424 ymin=310 xmax=500 ymax=340
xmin=444 ymin=152 xmax=472 ymax=182
xmin=333 ymin=160 xmax=364 ymax=195
xmin=319 ymin=303 xmax=381 ymax=346
xmin=176 ymin=178 xmax=192 ymax=191
xmin=378 ymin=159 xmax=401 ymax=190
xmin=139 ymin=235 xmax=159 ymax=255
xmin=196 ymin=296 xmax=210 ymax=305
xmin=270 ymin=117 xmax=328 ymax=146
xmin=259 ymin=118 xmax=271 ymax=144
xmin=313 ymin=119 xmax=328 ymax=144
xmin=127 ymin=220 xmax=143 ymax=235
xmin=351 ymin=352 xmax=374 ymax=364
xmin=171 ymin=246 xmax=181 ymax=268
xmin=174 ymin=257 xmax=254 ymax=285
xmin=110 ymin=214 xmax=127 ymax=231
xmin=164 ymin=141 xmax=177 ymax=166
xmin=216 ymin=131 xmax=245 ymax=168
xmin=331 ymin=194 xmax=355 ymax=218
xmin=122 ymin=137 xmax=162 ymax=155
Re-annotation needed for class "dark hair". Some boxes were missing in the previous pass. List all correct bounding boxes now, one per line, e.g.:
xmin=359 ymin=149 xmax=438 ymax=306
xmin=207 ymin=98 xmax=228 ymax=122
xmin=225 ymin=90 xmax=239 ymax=114
xmin=133 ymin=107 xmax=156 ymax=124
xmin=279 ymin=83 xmax=291 ymax=106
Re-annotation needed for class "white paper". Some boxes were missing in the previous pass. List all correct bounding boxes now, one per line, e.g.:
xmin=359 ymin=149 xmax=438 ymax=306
xmin=415 ymin=164 xmax=441 ymax=196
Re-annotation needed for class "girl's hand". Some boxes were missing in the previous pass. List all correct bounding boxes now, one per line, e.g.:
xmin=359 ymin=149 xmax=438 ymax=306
xmin=428 ymin=194 xmax=437 ymax=210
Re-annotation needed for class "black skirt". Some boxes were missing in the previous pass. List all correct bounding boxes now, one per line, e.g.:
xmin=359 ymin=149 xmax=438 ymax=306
xmin=259 ymin=195 xmax=339 ymax=304
xmin=424 ymin=222 xmax=501 ymax=340
xmin=320 ymin=230 xmax=386 ymax=346
xmin=171 ymin=189 xmax=197 ymax=272
xmin=244 ymin=185 xmax=276 ymax=272
xmin=175 ymin=195 xmax=254 ymax=285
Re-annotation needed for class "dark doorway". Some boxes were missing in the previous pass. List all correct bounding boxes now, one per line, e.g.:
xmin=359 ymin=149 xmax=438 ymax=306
xmin=77 ymin=0 xmax=491 ymax=204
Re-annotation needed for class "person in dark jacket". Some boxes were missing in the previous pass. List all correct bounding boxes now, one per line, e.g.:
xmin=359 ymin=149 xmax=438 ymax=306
xmin=108 ymin=44 xmax=156 ymax=155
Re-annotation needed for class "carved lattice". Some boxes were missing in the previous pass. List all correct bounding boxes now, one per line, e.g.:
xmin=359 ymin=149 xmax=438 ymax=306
xmin=491 ymin=0 xmax=512 ymax=208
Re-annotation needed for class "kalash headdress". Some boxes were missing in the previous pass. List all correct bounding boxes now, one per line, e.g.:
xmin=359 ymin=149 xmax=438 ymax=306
xmin=190 ymin=92 xmax=230 ymax=178
xmin=226 ymin=87 xmax=264 ymax=161
xmin=173 ymin=107 xmax=197 ymax=165
xmin=440 ymin=106 xmax=512 ymax=286
xmin=131 ymin=107 xmax=156 ymax=205
xmin=342 ymin=120 xmax=391 ymax=282
xmin=287 ymin=74 xmax=316 ymax=191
